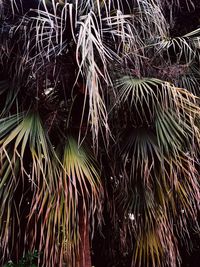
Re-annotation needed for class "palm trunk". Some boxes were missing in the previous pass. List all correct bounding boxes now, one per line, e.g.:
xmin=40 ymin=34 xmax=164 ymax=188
xmin=76 ymin=208 xmax=92 ymax=267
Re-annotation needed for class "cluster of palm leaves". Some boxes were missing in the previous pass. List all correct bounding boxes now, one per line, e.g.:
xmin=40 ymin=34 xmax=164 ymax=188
xmin=1 ymin=0 xmax=200 ymax=267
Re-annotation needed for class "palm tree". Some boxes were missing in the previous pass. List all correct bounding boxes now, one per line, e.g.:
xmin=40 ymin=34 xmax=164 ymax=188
xmin=1 ymin=1 xmax=200 ymax=267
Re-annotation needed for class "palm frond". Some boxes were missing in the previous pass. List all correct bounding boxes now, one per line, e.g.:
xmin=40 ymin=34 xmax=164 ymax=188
xmin=76 ymin=10 xmax=112 ymax=147
xmin=155 ymin=28 xmax=200 ymax=64
xmin=112 ymin=72 xmax=200 ymax=267
xmin=32 ymin=136 xmax=102 ymax=266
xmin=0 ymin=112 xmax=54 ymax=263
xmin=0 ymin=111 xmax=102 ymax=266
xmin=116 ymin=76 xmax=200 ymax=127
xmin=114 ymin=126 xmax=200 ymax=267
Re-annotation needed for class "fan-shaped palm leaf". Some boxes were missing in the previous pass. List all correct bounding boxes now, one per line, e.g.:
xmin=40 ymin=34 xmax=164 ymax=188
xmin=0 ymin=111 xmax=102 ymax=266
xmin=112 ymin=73 xmax=200 ymax=267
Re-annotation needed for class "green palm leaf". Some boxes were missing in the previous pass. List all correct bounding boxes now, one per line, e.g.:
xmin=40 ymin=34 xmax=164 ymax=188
xmin=0 ymin=112 xmax=102 ymax=266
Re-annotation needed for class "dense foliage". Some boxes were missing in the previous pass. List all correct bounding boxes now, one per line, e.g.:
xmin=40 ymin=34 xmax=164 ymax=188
xmin=1 ymin=0 xmax=200 ymax=266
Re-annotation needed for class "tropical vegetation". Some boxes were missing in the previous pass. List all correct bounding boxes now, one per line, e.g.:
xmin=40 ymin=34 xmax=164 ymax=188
xmin=1 ymin=0 xmax=200 ymax=267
